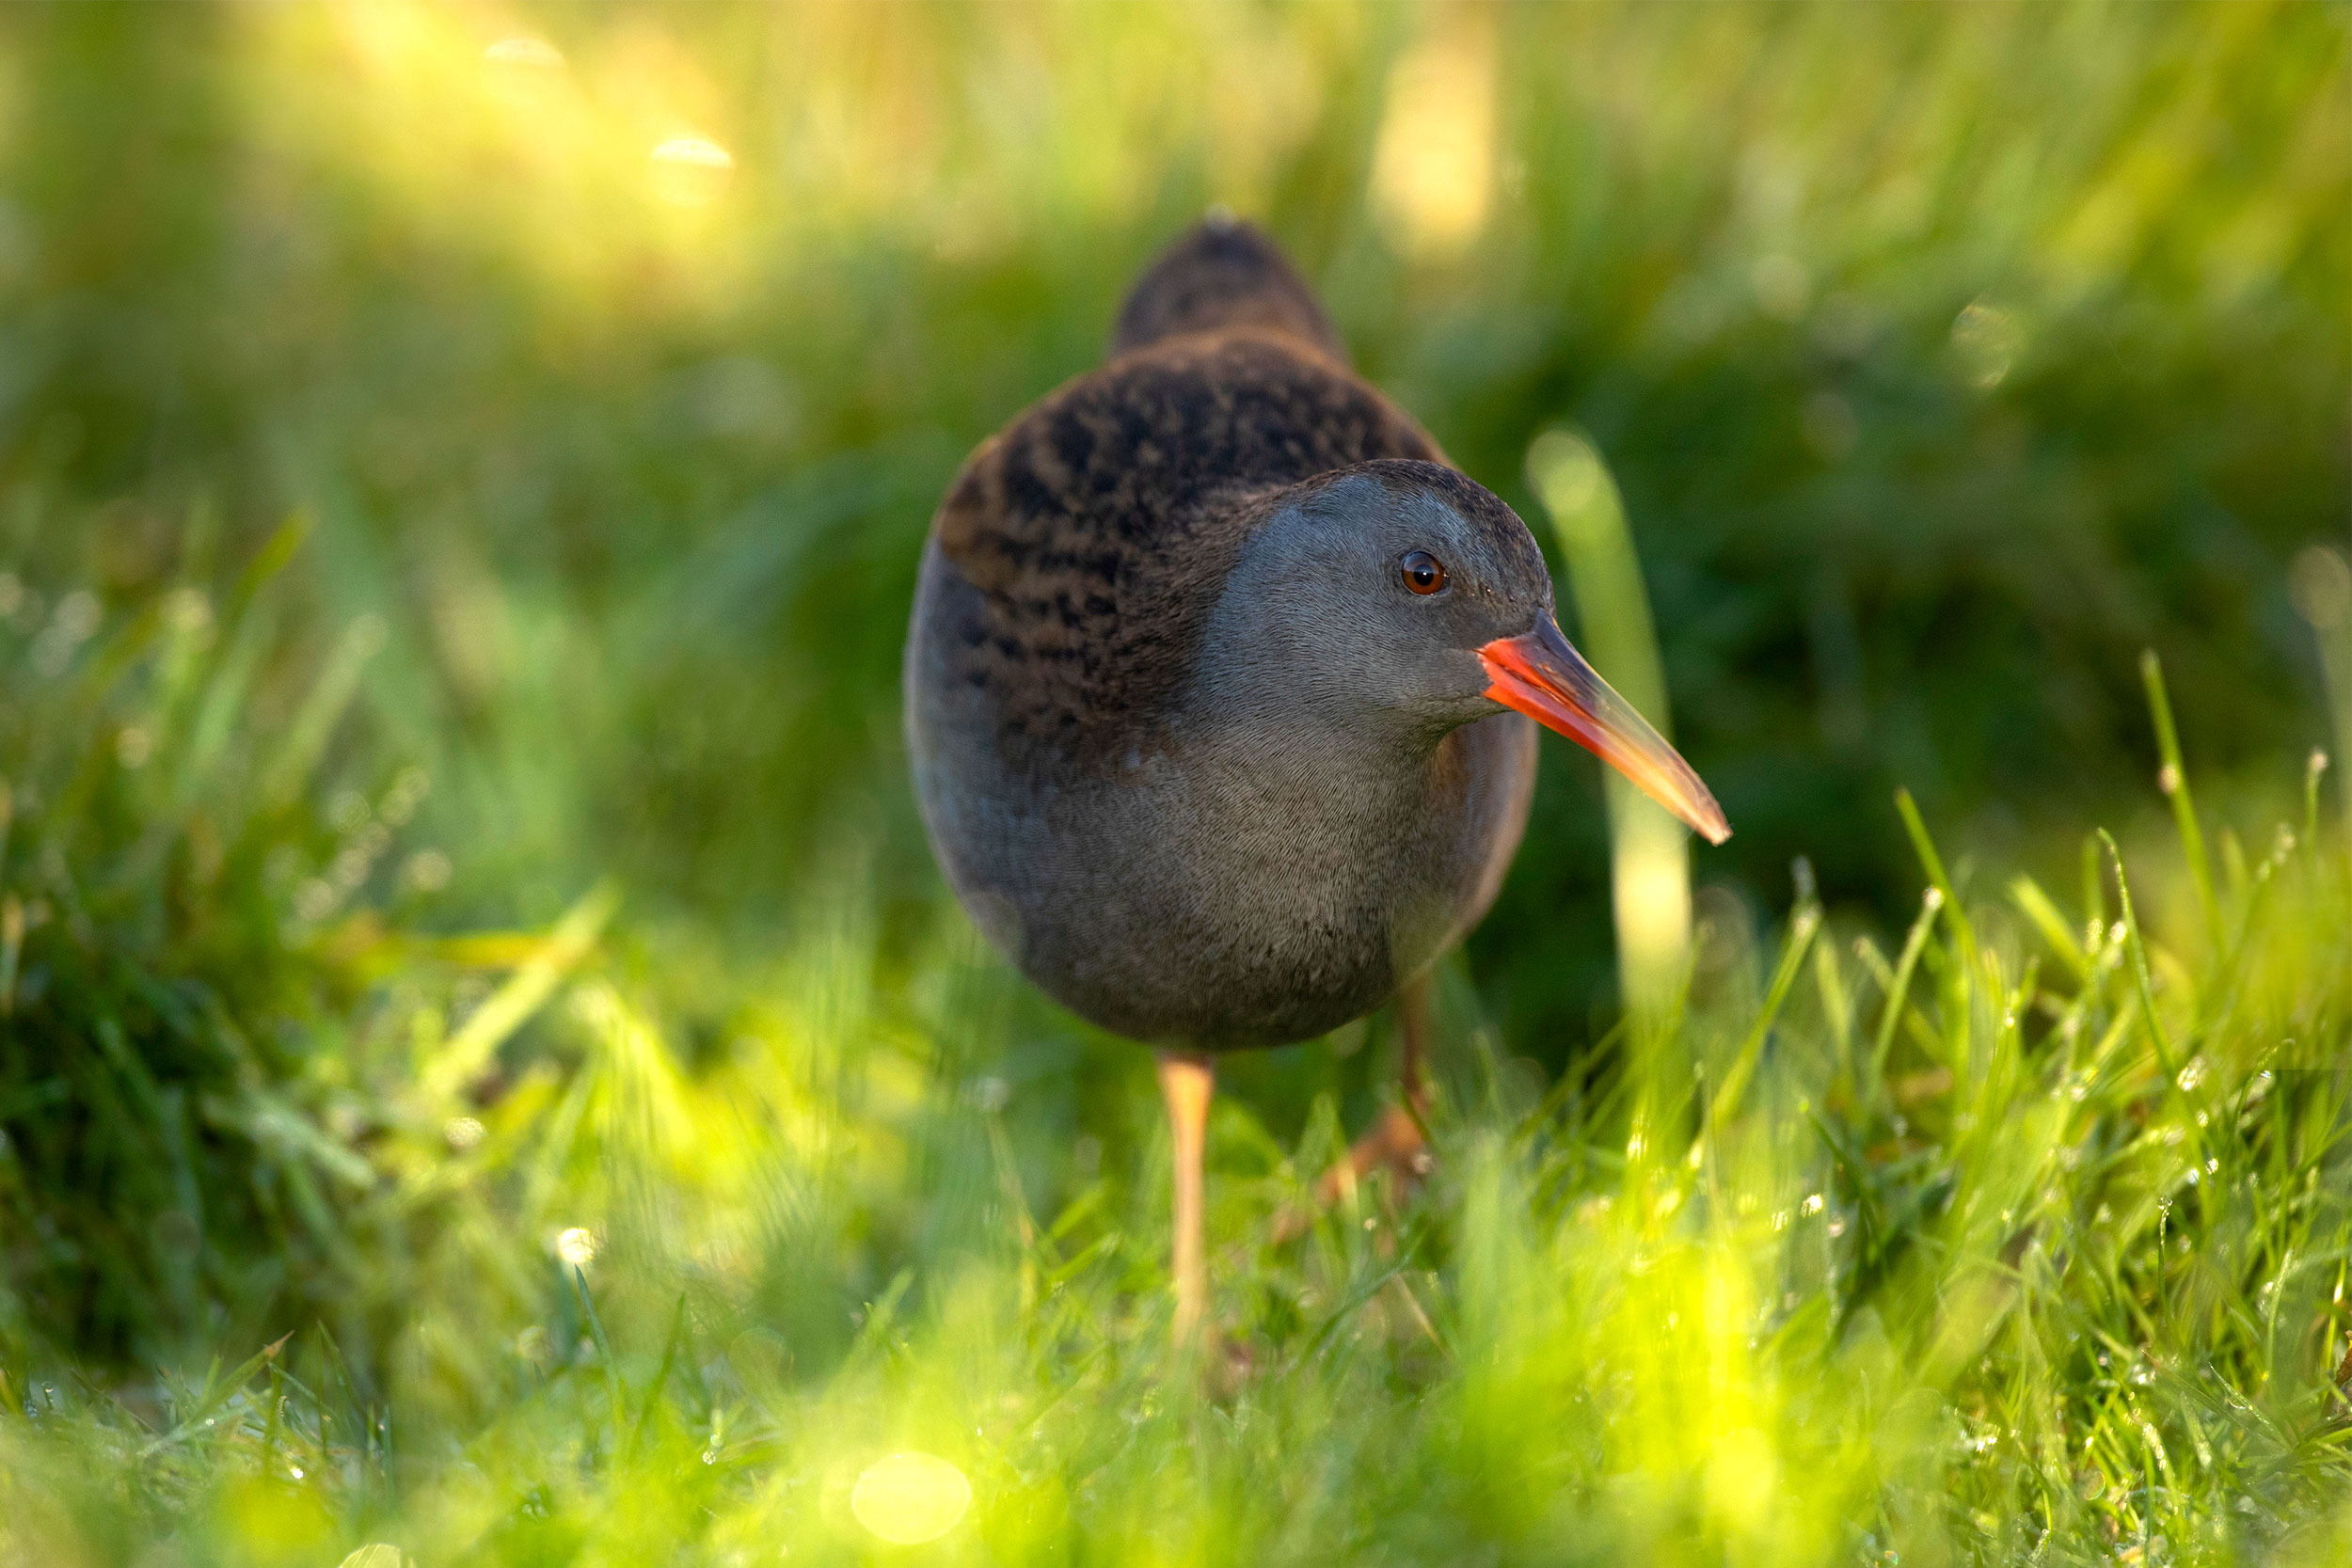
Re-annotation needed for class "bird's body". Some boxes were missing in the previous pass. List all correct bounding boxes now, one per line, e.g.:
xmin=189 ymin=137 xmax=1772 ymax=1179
xmin=905 ymin=219 xmax=1726 ymax=1337
xmin=906 ymin=326 xmax=1535 ymax=1047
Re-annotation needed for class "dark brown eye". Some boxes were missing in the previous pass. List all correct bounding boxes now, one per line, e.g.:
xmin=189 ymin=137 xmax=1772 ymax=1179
xmin=1400 ymin=550 xmax=1447 ymax=594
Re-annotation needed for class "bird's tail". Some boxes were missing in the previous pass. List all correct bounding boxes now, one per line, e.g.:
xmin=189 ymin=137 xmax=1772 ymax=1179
xmin=1110 ymin=212 xmax=1346 ymax=362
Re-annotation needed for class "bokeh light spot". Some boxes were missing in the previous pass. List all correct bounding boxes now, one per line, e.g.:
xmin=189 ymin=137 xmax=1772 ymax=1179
xmin=1526 ymin=428 xmax=1604 ymax=520
xmin=650 ymin=136 xmax=735 ymax=206
xmin=337 ymin=1548 xmax=411 ymax=1568
xmin=651 ymin=136 xmax=732 ymax=169
xmin=850 ymin=1451 xmax=972 ymax=1544
xmin=1950 ymin=299 xmax=2024 ymax=388
xmin=1704 ymin=1426 xmax=1779 ymax=1533
xmin=1371 ymin=24 xmax=1495 ymax=261
xmin=484 ymin=38 xmax=564 ymax=68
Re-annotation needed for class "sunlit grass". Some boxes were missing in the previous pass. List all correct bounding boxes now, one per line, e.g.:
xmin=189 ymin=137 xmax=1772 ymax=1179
xmin=1 ymin=532 xmax=2347 ymax=1563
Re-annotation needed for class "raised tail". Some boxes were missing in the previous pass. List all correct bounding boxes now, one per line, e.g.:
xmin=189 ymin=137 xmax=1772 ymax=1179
xmin=1110 ymin=213 xmax=1346 ymax=362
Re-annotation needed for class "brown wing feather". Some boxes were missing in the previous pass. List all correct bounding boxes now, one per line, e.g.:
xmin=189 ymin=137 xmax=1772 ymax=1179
xmin=932 ymin=329 xmax=1440 ymax=769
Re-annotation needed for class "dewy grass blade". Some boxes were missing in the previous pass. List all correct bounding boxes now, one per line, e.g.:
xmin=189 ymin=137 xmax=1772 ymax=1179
xmin=2010 ymin=875 xmax=2090 ymax=982
xmin=2304 ymin=747 xmax=2330 ymax=863
xmin=1708 ymin=902 xmax=1819 ymax=1131
xmin=1897 ymin=789 xmax=1980 ymax=1079
xmin=1871 ymin=886 xmax=1945 ymax=1093
xmin=2099 ymin=832 xmax=2207 ymax=1177
xmin=2080 ymin=832 xmax=2108 ymax=940
xmin=1813 ymin=935 xmax=1854 ymax=1074
xmin=2141 ymin=650 xmax=2226 ymax=958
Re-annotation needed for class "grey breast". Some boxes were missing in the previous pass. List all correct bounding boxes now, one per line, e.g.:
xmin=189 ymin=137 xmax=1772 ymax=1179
xmin=907 ymin=541 xmax=1535 ymax=1050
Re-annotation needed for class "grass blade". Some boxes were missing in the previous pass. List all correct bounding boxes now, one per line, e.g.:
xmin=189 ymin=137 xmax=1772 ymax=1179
xmin=1708 ymin=903 xmax=1820 ymax=1129
xmin=1871 ymin=886 xmax=1945 ymax=1091
xmin=421 ymin=880 xmax=621 ymax=1100
xmin=2141 ymin=650 xmax=2225 ymax=958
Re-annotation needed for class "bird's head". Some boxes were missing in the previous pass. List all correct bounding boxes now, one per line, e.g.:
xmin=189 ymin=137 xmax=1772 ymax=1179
xmin=1196 ymin=459 xmax=1729 ymax=845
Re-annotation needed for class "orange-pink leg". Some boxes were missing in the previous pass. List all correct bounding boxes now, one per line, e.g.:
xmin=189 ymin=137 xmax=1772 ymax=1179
xmin=1314 ymin=974 xmax=1435 ymax=1206
xmin=1154 ymin=1049 xmax=1216 ymax=1342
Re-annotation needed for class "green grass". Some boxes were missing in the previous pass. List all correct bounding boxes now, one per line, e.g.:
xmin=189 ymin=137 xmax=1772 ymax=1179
xmin=3 ymin=510 xmax=2349 ymax=1565
xmin=2 ymin=3 xmax=2349 ymax=1563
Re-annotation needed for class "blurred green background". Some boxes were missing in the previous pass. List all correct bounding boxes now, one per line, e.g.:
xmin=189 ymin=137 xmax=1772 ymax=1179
xmin=8 ymin=0 xmax=2344 ymax=1029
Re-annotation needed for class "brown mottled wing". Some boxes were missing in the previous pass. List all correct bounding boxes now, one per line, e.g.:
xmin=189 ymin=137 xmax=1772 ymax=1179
xmin=932 ymin=330 xmax=1440 ymax=770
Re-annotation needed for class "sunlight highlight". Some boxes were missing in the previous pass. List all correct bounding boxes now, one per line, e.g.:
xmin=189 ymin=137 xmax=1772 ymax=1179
xmin=337 ymin=1549 xmax=411 ymax=1568
xmin=247 ymin=3 xmax=755 ymax=314
xmin=1371 ymin=23 xmax=1496 ymax=261
xmin=484 ymin=38 xmax=563 ymax=69
xmin=650 ymin=135 xmax=735 ymax=206
xmin=1528 ymin=429 xmax=1692 ymax=1022
xmin=850 ymin=1452 xmax=972 ymax=1544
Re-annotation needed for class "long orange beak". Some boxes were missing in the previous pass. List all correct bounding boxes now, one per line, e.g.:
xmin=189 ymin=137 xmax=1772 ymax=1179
xmin=1479 ymin=618 xmax=1731 ymax=845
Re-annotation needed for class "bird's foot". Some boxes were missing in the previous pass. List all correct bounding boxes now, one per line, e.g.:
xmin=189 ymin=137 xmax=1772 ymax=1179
xmin=1271 ymin=1101 xmax=1433 ymax=1243
xmin=1315 ymin=1103 xmax=1432 ymax=1206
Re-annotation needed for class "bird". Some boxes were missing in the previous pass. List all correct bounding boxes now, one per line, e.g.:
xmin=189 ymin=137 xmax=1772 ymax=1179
xmin=904 ymin=215 xmax=1728 ymax=1340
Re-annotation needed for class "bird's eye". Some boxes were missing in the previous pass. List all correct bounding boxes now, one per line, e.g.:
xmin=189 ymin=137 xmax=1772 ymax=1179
xmin=1400 ymin=550 xmax=1447 ymax=595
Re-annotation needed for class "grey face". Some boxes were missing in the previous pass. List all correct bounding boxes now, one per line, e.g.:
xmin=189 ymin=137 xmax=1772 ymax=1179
xmin=1190 ymin=472 xmax=1555 ymax=746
